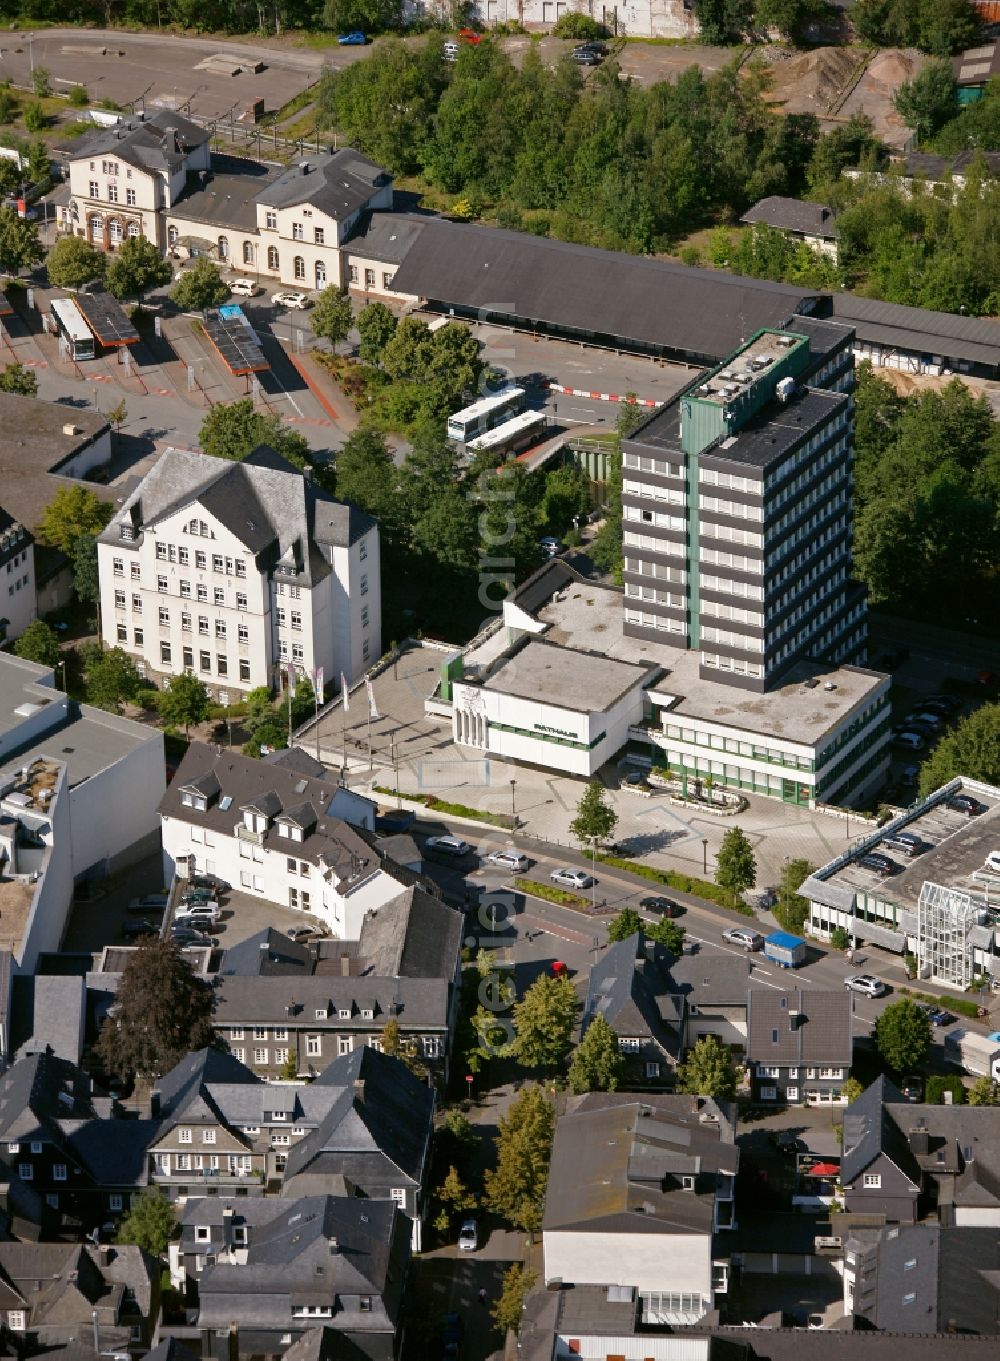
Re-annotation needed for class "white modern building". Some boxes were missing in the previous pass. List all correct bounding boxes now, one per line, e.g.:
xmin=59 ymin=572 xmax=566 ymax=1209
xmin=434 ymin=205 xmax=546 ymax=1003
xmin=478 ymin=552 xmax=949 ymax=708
xmin=0 ymin=507 xmax=35 ymax=644
xmin=0 ymin=653 xmax=164 ymax=971
xmin=97 ymin=445 xmax=380 ymax=699
xmin=408 ymin=0 xmax=698 ymax=37
xmin=160 ymin=743 xmax=409 ymax=939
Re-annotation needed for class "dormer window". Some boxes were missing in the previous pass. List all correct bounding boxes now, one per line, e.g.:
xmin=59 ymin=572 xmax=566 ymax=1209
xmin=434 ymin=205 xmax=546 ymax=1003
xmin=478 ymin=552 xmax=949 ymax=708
xmin=315 ymin=1009 xmax=328 ymax=1020
xmin=292 ymin=826 xmax=303 ymax=842
xmin=278 ymin=823 xmax=290 ymax=839
xmin=682 ymin=1175 xmax=696 ymax=1190
xmin=120 ymin=524 xmax=135 ymax=541
xmin=270 ymin=1110 xmax=288 ymax=1122
xmin=338 ymin=1008 xmax=351 ymax=1020
xmin=233 ymin=1226 xmax=248 ymax=1245
xmin=362 ymin=1009 xmax=374 ymax=1021
xmin=195 ymin=1226 xmax=211 ymax=1243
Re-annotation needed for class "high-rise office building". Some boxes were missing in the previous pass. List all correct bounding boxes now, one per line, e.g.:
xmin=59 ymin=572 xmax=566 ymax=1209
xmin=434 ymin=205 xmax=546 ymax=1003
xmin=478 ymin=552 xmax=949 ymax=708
xmin=621 ymin=320 xmax=865 ymax=693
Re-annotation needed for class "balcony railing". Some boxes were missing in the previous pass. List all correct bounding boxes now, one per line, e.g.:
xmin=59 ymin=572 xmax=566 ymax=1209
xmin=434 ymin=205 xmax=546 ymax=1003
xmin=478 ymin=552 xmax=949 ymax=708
xmin=235 ymin=824 xmax=264 ymax=846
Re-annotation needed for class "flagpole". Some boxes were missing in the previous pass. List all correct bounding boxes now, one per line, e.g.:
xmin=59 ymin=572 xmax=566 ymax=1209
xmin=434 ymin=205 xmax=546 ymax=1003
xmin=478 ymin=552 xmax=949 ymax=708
xmin=287 ymin=672 xmax=293 ymax=747
xmin=367 ymin=696 xmax=373 ymax=776
xmin=315 ymin=688 xmax=320 ymax=763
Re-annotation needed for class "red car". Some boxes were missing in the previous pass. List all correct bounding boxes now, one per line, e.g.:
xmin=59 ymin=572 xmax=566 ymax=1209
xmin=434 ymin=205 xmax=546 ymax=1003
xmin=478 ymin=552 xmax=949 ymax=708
xmin=457 ymin=26 xmax=481 ymax=42
xmin=550 ymin=961 xmax=570 ymax=978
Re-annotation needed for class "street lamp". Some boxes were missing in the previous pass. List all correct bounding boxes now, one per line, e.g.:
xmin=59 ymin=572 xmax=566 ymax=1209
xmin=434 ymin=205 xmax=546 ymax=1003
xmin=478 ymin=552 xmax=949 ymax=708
xmin=26 ymin=33 xmax=34 ymax=78
xmin=509 ymin=778 xmax=516 ymax=830
xmin=702 ymin=838 xmax=709 ymax=876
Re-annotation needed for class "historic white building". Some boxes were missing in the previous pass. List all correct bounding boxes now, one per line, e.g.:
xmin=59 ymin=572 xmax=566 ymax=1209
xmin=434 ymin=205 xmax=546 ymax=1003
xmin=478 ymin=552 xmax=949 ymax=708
xmin=97 ymin=446 xmax=380 ymax=700
xmin=0 ymin=508 xmax=35 ymax=644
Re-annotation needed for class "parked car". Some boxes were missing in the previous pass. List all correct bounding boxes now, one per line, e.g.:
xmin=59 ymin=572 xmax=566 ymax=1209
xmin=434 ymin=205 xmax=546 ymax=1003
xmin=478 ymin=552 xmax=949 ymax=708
xmin=179 ymin=888 xmax=217 ymax=907
xmin=442 ymin=1312 xmax=463 ymax=1359
xmin=891 ymin=732 xmax=925 ymax=752
xmin=572 ymin=41 xmax=607 ymax=64
xmin=845 ymin=974 xmax=887 ymax=998
xmin=122 ymin=919 xmax=159 ymax=939
xmin=485 ymin=849 xmax=530 ymax=872
xmin=946 ymin=793 xmax=984 ymax=817
xmin=986 ymin=851 xmax=1000 ymax=874
xmin=550 ymin=960 xmax=570 ymax=977
xmin=906 ymin=710 xmax=943 ymax=732
xmin=457 ymin=26 xmax=481 ymax=41
xmin=640 ymin=895 xmax=684 ymax=918
xmin=425 ymin=835 xmax=472 ymax=859
xmin=176 ymin=901 xmax=222 ymax=920
xmin=550 ymin=868 xmax=595 ymax=890
xmin=881 ymin=836 xmax=923 ymax=859
xmin=924 ymin=693 xmax=962 ymax=714
xmin=858 ymin=852 xmax=901 ymax=876
xmin=127 ymin=894 xmax=168 ymax=914
xmin=188 ymin=874 xmax=231 ymax=894
xmin=538 ymin=536 xmax=563 ymax=558
xmin=229 ymin=278 xmax=259 ymax=297
xmin=337 ymin=30 xmax=367 ymax=42
xmin=722 ymin=927 xmax=763 ymax=950
xmin=443 ymin=39 xmax=459 ymax=60
xmin=272 ymin=291 xmax=309 ymax=309
xmin=918 ymin=1002 xmax=955 ymax=1027
xmin=774 ymin=1132 xmax=808 ymax=1157
xmin=458 ymin=1218 xmax=478 ymax=1251
xmin=170 ymin=927 xmax=213 ymax=947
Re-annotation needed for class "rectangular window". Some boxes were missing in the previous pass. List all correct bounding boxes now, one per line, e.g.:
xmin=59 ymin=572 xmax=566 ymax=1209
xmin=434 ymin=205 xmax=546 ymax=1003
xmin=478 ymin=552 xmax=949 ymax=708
xmin=7 ymin=1312 xmax=25 ymax=1331
xmin=360 ymin=574 xmax=368 ymax=596
xmin=134 ymin=627 xmax=144 ymax=646
xmin=54 ymin=1164 xmax=67 ymax=1181
xmin=200 ymin=651 xmax=211 ymax=672
xmin=212 ymin=555 xmax=224 ymax=573
xmin=235 ymin=559 xmax=246 ymax=578
xmin=199 ymin=616 xmax=209 ymax=635
xmin=361 ymin=606 xmax=369 ymax=628
xmin=178 ymin=1128 xmax=192 ymax=1144
xmin=216 ymin=619 xmax=226 ymax=638
xmin=132 ymin=593 xmax=141 ymax=612
xmin=130 ymin=561 xmax=140 ymax=579
xmin=197 ymin=583 xmax=208 ymax=602
xmin=236 ymin=592 xmax=248 ymax=611
xmin=254 ymin=1048 xmax=268 ymax=1064
xmin=863 ymin=1174 xmax=882 ymax=1188
xmin=314 ymin=227 xmax=324 ymax=245
xmin=364 ymin=268 xmax=375 ymax=288
xmin=17 ymin=1164 xmax=32 ymax=1181
xmin=158 ymin=606 xmax=170 ymax=626
xmin=217 ymin=655 xmax=228 ymax=676
xmin=117 ymin=623 xmax=128 ymax=643
xmin=292 ymin=222 xmax=303 ymax=240
xmin=240 ymin=659 xmax=251 ymax=682
xmin=265 ymin=210 xmax=277 ymax=229
xmin=290 ymin=611 xmax=301 ymax=631
xmin=306 ymin=1035 xmax=321 ymax=1057
xmin=126 ymin=188 xmax=136 ymax=206
xmin=160 ymin=641 xmax=171 ymax=664
xmin=156 ymin=542 xmax=167 ymax=560
xmin=180 ymin=579 xmax=191 ymax=598
xmin=214 ymin=587 xmax=225 ymax=606
xmin=202 ymin=1129 xmax=216 ymax=1144
xmin=89 ymin=180 xmax=99 ymax=198
xmin=157 ymin=575 xmax=168 ymax=592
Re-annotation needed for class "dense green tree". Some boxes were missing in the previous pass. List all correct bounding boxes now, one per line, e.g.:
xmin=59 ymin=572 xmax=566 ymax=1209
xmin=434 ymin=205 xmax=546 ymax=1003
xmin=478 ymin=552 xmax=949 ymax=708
xmin=919 ymin=705 xmax=1000 ymax=795
xmin=197 ymin=400 xmax=318 ymax=480
xmin=677 ymin=1034 xmax=738 ymax=1100
xmin=646 ymin=917 xmax=686 ymax=954
xmin=106 ymin=235 xmax=172 ymax=301
xmin=0 ymin=206 xmax=42 ymax=277
xmin=82 ymin=644 xmax=142 ymax=712
xmin=357 ymin=300 xmax=398 ymax=364
xmin=894 ymin=60 xmax=958 ymax=143
xmin=570 ymin=777 xmax=619 ymax=849
xmin=311 ymin=286 xmax=354 ymax=348
xmin=46 ymin=236 xmax=105 ymax=290
xmin=30 ymin=67 xmax=50 ymax=98
xmin=171 ymin=258 xmax=229 ymax=311
xmin=116 ymin=1190 xmax=175 ymax=1256
xmin=492 ymin=1263 xmax=537 ymax=1335
xmin=36 ymin=486 xmax=113 ymax=554
xmin=334 ymin=427 xmax=404 ymax=540
xmin=13 ymin=619 xmax=60 ymax=667
xmin=159 ymin=673 xmax=210 ymax=737
xmin=512 ymin=972 xmax=578 ymax=1071
xmin=715 ymin=827 xmax=756 ymax=904
xmin=754 ymin=0 xmax=821 ymax=39
xmin=95 ymin=936 xmax=216 ymax=1083
xmin=873 ymin=998 xmax=932 ymax=1072
xmin=969 ymin=1076 xmax=1000 ymax=1106
xmin=773 ymin=858 xmax=815 ymax=935
xmin=0 ymin=359 xmax=37 ymax=396
xmin=607 ymin=908 xmax=644 ymax=943
xmin=692 ymin=0 xmax=752 ymax=44
xmin=568 ymin=1014 xmax=625 ymax=1094
xmin=484 ymin=1085 xmax=554 ymax=1236
xmin=322 ymin=0 xmax=402 ymax=36
xmin=22 ymin=102 xmax=46 ymax=133
xmin=72 ymin=533 xmax=100 ymax=609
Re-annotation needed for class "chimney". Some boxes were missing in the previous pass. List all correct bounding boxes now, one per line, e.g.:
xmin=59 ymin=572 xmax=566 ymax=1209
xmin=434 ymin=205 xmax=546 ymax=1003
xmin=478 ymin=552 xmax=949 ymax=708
xmin=340 ymin=952 xmax=351 ymax=977
xmin=354 ymin=1079 xmax=365 ymax=1103
xmin=223 ymin=1206 xmax=234 ymax=1221
xmin=909 ymin=1129 xmax=929 ymax=1156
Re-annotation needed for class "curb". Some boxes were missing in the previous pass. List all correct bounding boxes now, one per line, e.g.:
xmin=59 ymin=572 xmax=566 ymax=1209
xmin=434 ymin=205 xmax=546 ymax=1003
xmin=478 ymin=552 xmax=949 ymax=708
xmin=545 ymin=382 xmax=662 ymax=408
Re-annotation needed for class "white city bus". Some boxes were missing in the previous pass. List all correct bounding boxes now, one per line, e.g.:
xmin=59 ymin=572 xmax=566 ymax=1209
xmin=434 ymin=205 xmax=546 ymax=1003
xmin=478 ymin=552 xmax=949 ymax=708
xmin=447 ymin=386 xmax=524 ymax=445
xmin=50 ymin=297 xmax=95 ymax=361
xmin=466 ymin=409 xmax=546 ymax=460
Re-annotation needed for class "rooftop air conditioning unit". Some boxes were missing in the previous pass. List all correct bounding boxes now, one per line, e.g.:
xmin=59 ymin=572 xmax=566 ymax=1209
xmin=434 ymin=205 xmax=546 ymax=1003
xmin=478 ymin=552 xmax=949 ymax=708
xmin=776 ymin=377 xmax=796 ymax=402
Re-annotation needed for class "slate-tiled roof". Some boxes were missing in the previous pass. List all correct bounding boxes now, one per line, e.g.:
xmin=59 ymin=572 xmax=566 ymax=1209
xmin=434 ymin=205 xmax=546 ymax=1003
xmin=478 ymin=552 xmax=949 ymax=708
xmin=584 ymin=933 xmax=680 ymax=1056
xmin=213 ymin=975 xmax=451 ymax=1032
xmin=543 ymin=1093 xmax=738 ymax=1237
xmin=665 ymin=951 xmax=751 ymax=1009
xmin=830 ymin=293 xmax=1000 ymax=368
xmin=282 ymin=1045 xmax=433 ymax=1191
xmin=255 ymin=148 xmax=389 ymax=219
xmin=98 ymin=445 xmax=375 ymax=589
xmin=841 ymin=1075 xmax=920 ymax=1187
xmin=388 ymin=217 xmax=818 ymax=362
xmin=158 ymin=742 xmax=383 ymax=885
xmin=67 ymin=111 xmax=210 ymax=176
xmin=746 ymin=988 xmax=853 ymax=1064
xmin=357 ymin=885 xmax=462 ymax=980
xmin=154 ymin=1047 xmax=259 ymax=1116
xmin=67 ymin=1119 xmax=162 ymax=1189
xmin=219 ymin=927 xmax=315 ymax=978
xmin=741 ymin=196 xmax=839 ymax=239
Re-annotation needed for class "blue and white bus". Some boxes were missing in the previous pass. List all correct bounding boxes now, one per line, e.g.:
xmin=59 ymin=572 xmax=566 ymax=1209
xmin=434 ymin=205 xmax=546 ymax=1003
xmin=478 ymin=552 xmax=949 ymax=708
xmin=447 ymin=386 xmax=524 ymax=445
xmin=466 ymin=409 xmax=546 ymax=460
xmin=50 ymin=297 xmax=95 ymax=361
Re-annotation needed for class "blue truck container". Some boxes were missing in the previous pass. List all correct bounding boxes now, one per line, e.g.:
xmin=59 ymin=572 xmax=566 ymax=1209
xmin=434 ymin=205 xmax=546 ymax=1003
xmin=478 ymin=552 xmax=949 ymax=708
xmin=763 ymin=931 xmax=807 ymax=968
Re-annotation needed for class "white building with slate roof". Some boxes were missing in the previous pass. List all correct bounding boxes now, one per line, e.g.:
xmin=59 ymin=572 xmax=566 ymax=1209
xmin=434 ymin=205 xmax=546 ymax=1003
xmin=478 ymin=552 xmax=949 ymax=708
xmin=97 ymin=445 xmax=379 ymax=700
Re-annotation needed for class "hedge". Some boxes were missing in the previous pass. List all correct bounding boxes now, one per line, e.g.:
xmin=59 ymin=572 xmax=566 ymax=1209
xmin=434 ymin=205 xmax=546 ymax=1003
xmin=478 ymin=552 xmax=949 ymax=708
xmin=513 ymin=877 xmax=589 ymax=909
xmin=594 ymin=852 xmax=755 ymax=916
xmin=925 ymin=1075 xmax=966 ymax=1105
xmin=898 ymin=986 xmax=981 ymax=1020
xmin=371 ymin=785 xmax=514 ymax=830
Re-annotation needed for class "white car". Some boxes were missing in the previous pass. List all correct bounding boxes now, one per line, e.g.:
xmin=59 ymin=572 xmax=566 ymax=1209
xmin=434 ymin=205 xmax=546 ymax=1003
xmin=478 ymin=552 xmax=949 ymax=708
xmin=722 ymin=927 xmax=763 ymax=950
xmin=425 ymin=835 xmax=472 ymax=859
xmin=175 ymin=904 xmax=221 ymax=925
xmin=458 ymin=1218 xmax=478 ymax=1251
xmin=845 ymin=974 xmax=887 ymax=998
xmin=272 ymin=291 xmax=309 ymax=310
xmin=986 ymin=851 xmax=1000 ymax=874
xmin=550 ymin=868 xmax=595 ymax=890
xmin=486 ymin=849 xmax=530 ymax=872
xmin=538 ymin=536 xmax=563 ymax=558
xmin=230 ymin=278 xmax=259 ymax=297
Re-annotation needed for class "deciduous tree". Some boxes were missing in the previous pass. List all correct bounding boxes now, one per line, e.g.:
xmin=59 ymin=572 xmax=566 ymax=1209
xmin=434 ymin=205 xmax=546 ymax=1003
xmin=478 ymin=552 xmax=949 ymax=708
xmin=72 ymin=533 xmax=100 ymax=609
xmin=512 ymin=972 xmax=578 ymax=1071
xmin=774 ymin=858 xmax=815 ymax=935
xmin=13 ymin=619 xmax=60 ymax=667
xmin=919 ymin=705 xmax=1000 ymax=795
xmin=568 ymin=1014 xmax=624 ymax=1093
xmin=969 ymin=1076 xmax=1000 ymax=1106
xmin=607 ymin=907 xmax=643 ymax=943
xmin=47 ymin=235 xmax=105 ymax=290
xmin=357 ymin=300 xmax=398 ymax=363
xmin=0 ymin=359 xmax=36 ymax=395
xmin=676 ymin=1034 xmax=738 ymax=1100
xmin=95 ymin=935 xmax=216 ymax=1082
xmin=37 ymin=485 xmax=113 ymax=554
xmin=894 ymin=60 xmax=958 ymax=142
xmin=715 ymin=827 xmax=756 ymax=905
xmin=0 ymin=205 xmax=42 ymax=277
xmin=492 ymin=1263 xmax=537 ymax=1335
xmin=159 ymin=672 xmax=210 ymax=737
xmin=106 ymin=235 xmax=171 ymax=301
xmin=873 ymin=997 xmax=931 ymax=1072
xmin=484 ymin=1085 xmax=554 ymax=1236
xmin=570 ymin=778 xmax=618 ymax=849
xmin=171 ymin=257 xmax=229 ymax=311
xmin=311 ymin=286 xmax=354 ymax=349
xmin=115 ymin=1189 xmax=176 ymax=1257
xmin=82 ymin=644 xmax=142 ymax=712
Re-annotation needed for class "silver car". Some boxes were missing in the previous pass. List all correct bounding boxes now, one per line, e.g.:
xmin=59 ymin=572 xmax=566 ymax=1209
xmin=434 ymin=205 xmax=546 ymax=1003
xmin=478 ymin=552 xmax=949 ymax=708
xmin=722 ymin=927 xmax=763 ymax=951
xmin=845 ymin=974 xmax=887 ymax=998
xmin=486 ymin=849 xmax=530 ymax=872
xmin=550 ymin=868 xmax=595 ymax=890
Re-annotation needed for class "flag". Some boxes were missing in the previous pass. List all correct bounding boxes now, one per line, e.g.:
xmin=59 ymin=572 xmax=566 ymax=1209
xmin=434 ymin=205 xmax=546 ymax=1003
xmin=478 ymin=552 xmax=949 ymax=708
xmin=366 ymin=676 xmax=379 ymax=720
xmin=341 ymin=672 xmax=349 ymax=712
xmin=314 ymin=667 xmax=324 ymax=700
